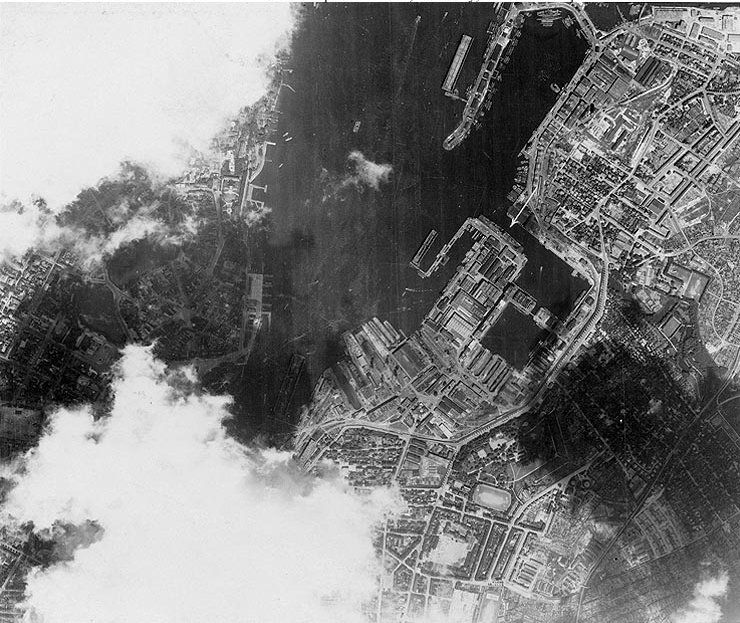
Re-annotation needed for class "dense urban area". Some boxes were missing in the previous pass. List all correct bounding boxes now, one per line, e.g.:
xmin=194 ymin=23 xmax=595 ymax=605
xmin=295 ymin=4 xmax=740 ymax=622
xmin=0 ymin=3 xmax=740 ymax=623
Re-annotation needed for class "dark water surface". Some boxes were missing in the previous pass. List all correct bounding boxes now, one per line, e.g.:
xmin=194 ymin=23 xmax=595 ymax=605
xmin=234 ymin=5 xmax=589 ymax=440
xmin=481 ymin=306 xmax=545 ymax=370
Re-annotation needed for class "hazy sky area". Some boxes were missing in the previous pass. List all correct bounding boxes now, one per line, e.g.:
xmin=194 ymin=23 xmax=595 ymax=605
xmin=0 ymin=2 xmax=294 ymax=209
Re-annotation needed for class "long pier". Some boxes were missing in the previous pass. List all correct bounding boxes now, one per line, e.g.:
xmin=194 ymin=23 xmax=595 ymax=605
xmin=443 ymin=5 xmax=522 ymax=151
xmin=416 ymin=216 xmax=522 ymax=279
xmin=442 ymin=34 xmax=473 ymax=96
xmin=411 ymin=229 xmax=439 ymax=276
xmin=442 ymin=2 xmax=599 ymax=153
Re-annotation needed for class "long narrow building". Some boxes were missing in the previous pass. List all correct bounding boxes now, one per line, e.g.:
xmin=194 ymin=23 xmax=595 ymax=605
xmin=442 ymin=34 xmax=473 ymax=94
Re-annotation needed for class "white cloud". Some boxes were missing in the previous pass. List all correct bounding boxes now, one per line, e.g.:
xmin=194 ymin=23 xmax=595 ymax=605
xmin=244 ymin=203 xmax=272 ymax=227
xmin=0 ymin=194 xmax=194 ymax=267
xmin=319 ymin=152 xmax=394 ymax=202
xmin=72 ymin=201 xmax=195 ymax=268
xmin=672 ymin=573 xmax=729 ymax=623
xmin=0 ymin=3 xmax=295 ymax=209
xmin=344 ymin=151 xmax=393 ymax=191
xmin=2 ymin=345 xmax=403 ymax=623
xmin=100 ymin=210 xmax=167 ymax=254
xmin=0 ymin=203 xmax=66 ymax=264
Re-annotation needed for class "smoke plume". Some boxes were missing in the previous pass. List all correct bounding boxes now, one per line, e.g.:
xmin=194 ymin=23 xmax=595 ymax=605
xmin=344 ymin=151 xmax=393 ymax=191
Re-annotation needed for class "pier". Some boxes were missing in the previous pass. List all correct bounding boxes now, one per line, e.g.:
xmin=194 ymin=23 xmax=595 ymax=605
xmin=443 ymin=5 xmax=522 ymax=151
xmin=442 ymin=34 xmax=473 ymax=97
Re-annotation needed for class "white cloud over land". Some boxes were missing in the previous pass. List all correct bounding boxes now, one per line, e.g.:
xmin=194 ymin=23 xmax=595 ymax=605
xmin=0 ymin=202 xmax=66 ymax=264
xmin=0 ymin=3 xmax=295 ymax=209
xmin=0 ymin=183 xmax=196 ymax=266
xmin=2 ymin=346 xmax=401 ymax=623
xmin=672 ymin=573 xmax=729 ymax=623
